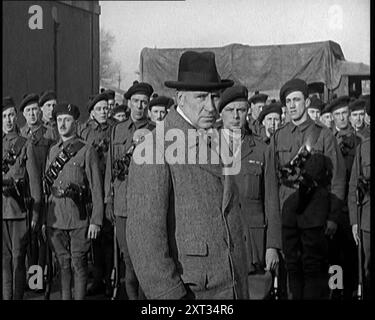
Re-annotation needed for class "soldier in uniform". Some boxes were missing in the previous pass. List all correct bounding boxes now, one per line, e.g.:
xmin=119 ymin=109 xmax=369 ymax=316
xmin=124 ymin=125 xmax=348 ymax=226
xmin=111 ymin=104 xmax=129 ymax=123
xmin=348 ymin=99 xmax=370 ymax=141
xmin=77 ymin=92 xmax=114 ymax=296
xmin=348 ymin=137 xmax=371 ymax=299
xmin=219 ymin=86 xmax=281 ymax=299
xmin=3 ymin=96 xmax=42 ymax=299
xmin=125 ymin=51 xmax=248 ymax=299
xmin=269 ymin=79 xmax=346 ymax=299
xmin=148 ymin=94 xmax=174 ymax=123
xmin=247 ymin=91 xmax=268 ymax=135
xmin=319 ymin=103 xmax=333 ymax=129
xmin=328 ymin=96 xmax=363 ymax=299
xmin=39 ymin=90 xmax=59 ymax=140
xmin=104 ymin=80 xmax=155 ymax=299
xmin=44 ymin=103 xmax=103 ymax=300
xmin=257 ymin=101 xmax=282 ymax=145
xmin=306 ymin=96 xmax=324 ymax=122
xmin=19 ymin=93 xmax=58 ymax=284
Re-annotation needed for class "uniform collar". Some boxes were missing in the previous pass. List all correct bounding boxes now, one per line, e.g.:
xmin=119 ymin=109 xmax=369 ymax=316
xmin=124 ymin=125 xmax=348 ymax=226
xmin=57 ymin=135 xmax=79 ymax=148
xmin=291 ymin=116 xmax=314 ymax=133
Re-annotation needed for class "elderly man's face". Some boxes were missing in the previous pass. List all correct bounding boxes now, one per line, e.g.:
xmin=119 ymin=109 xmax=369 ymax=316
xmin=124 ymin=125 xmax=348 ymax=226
xmin=320 ymin=113 xmax=333 ymax=128
xmin=23 ymin=103 xmax=41 ymax=126
xmin=129 ymin=94 xmax=149 ymax=121
xmin=92 ymin=100 xmax=109 ymax=124
xmin=251 ymin=102 xmax=265 ymax=121
xmin=307 ymin=108 xmax=321 ymax=122
xmin=221 ymin=101 xmax=248 ymax=131
xmin=3 ymin=107 xmax=17 ymax=134
xmin=285 ymin=91 xmax=308 ymax=123
xmin=349 ymin=109 xmax=365 ymax=130
xmin=149 ymin=106 xmax=167 ymax=123
xmin=263 ymin=112 xmax=281 ymax=136
xmin=332 ymin=106 xmax=349 ymax=130
xmin=41 ymin=99 xmax=56 ymax=122
xmin=178 ymin=91 xmax=220 ymax=129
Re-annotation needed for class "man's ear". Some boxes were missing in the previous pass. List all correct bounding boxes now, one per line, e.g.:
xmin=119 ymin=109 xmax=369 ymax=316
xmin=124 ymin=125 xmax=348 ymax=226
xmin=305 ymin=96 xmax=311 ymax=109
xmin=177 ymin=91 xmax=184 ymax=107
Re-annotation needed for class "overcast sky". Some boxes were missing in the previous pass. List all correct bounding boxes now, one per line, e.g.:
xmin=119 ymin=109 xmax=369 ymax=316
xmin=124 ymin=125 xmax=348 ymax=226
xmin=99 ymin=0 xmax=370 ymax=91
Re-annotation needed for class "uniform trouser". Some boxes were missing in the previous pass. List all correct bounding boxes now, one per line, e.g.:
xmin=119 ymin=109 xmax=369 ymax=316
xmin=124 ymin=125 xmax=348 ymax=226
xmin=91 ymin=218 xmax=114 ymax=289
xmin=2 ymin=219 xmax=29 ymax=300
xmin=362 ymin=231 xmax=371 ymax=299
xmin=27 ymin=229 xmax=47 ymax=274
xmin=48 ymin=227 xmax=90 ymax=300
xmin=282 ymin=226 xmax=329 ymax=300
xmin=116 ymin=216 xmax=145 ymax=300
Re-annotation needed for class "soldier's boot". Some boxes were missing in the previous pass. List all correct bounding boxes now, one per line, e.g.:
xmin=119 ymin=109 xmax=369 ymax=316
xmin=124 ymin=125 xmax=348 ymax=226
xmin=72 ymin=255 xmax=88 ymax=300
xmin=2 ymin=255 xmax=13 ymax=300
xmin=60 ymin=263 xmax=73 ymax=300
xmin=13 ymin=252 xmax=27 ymax=300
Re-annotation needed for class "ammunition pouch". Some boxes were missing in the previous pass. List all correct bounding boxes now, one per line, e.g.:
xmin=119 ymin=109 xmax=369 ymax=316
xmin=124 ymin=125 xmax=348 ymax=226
xmin=2 ymin=148 xmax=18 ymax=174
xmin=112 ymin=154 xmax=132 ymax=181
xmin=2 ymin=178 xmax=32 ymax=211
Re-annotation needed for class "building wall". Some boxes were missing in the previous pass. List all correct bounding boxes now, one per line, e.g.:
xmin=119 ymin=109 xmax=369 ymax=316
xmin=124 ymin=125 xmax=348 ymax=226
xmin=2 ymin=1 xmax=100 ymax=122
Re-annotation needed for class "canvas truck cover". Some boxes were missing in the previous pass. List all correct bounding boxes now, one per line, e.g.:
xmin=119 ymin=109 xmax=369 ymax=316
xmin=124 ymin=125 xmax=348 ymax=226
xmin=139 ymin=41 xmax=369 ymax=98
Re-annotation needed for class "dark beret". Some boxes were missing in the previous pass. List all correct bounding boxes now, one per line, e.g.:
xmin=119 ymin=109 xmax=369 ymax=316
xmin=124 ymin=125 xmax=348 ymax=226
xmin=307 ymin=96 xmax=324 ymax=111
xmin=326 ymin=95 xmax=351 ymax=113
xmin=39 ymin=90 xmax=57 ymax=106
xmin=349 ymin=99 xmax=366 ymax=113
xmin=3 ymin=96 xmax=16 ymax=112
xmin=218 ymin=85 xmax=249 ymax=113
xmin=87 ymin=92 xmax=109 ymax=112
xmin=19 ymin=93 xmax=39 ymax=112
xmin=279 ymin=78 xmax=308 ymax=106
xmin=103 ymin=89 xmax=115 ymax=100
xmin=112 ymin=104 xmax=127 ymax=115
xmin=52 ymin=102 xmax=80 ymax=120
xmin=258 ymin=101 xmax=283 ymax=123
xmin=149 ymin=96 xmax=174 ymax=110
xmin=124 ymin=81 xmax=154 ymax=100
xmin=248 ymin=90 xmax=268 ymax=104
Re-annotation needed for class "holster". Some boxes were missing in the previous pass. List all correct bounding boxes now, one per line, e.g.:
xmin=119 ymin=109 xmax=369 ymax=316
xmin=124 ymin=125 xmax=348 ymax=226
xmin=2 ymin=178 xmax=30 ymax=212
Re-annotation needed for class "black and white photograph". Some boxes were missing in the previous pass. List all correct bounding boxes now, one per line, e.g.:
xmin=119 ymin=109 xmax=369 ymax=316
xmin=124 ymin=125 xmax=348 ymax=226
xmin=2 ymin=0 xmax=372 ymax=310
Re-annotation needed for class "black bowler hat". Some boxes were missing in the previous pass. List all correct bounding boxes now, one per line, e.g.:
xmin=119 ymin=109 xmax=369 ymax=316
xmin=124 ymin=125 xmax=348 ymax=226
xmin=164 ymin=51 xmax=234 ymax=91
xmin=348 ymin=99 xmax=366 ymax=113
xmin=326 ymin=95 xmax=351 ymax=113
xmin=279 ymin=78 xmax=308 ymax=106
xmin=248 ymin=90 xmax=268 ymax=104
xmin=103 ymin=89 xmax=115 ymax=100
xmin=39 ymin=90 xmax=57 ymax=106
xmin=19 ymin=93 xmax=40 ymax=112
xmin=124 ymin=81 xmax=154 ymax=100
xmin=218 ymin=85 xmax=248 ymax=113
xmin=3 ymin=96 xmax=16 ymax=112
xmin=307 ymin=96 xmax=325 ymax=111
xmin=258 ymin=101 xmax=283 ymax=123
xmin=87 ymin=92 xmax=109 ymax=112
xmin=148 ymin=94 xmax=174 ymax=111
xmin=52 ymin=102 xmax=80 ymax=120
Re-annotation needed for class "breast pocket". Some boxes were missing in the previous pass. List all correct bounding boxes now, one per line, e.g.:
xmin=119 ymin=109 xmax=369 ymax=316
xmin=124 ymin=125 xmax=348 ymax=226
xmin=64 ymin=161 xmax=85 ymax=185
xmin=242 ymin=162 xmax=263 ymax=200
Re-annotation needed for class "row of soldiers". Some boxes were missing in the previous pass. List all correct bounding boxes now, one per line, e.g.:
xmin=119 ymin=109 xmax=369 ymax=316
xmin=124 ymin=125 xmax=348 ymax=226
xmin=2 ymin=50 xmax=371 ymax=300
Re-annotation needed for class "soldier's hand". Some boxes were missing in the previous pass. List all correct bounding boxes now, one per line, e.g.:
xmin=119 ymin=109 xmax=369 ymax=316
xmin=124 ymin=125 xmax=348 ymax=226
xmin=105 ymin=203 xmax=116 ymax=224
xmin=352 ymin=224 xmax=360 ymax=246
xmin=88 ymin=224 xmax=101 ymax=239
xmin=41 ymin=224 xmax=47 ymax=242
xmin=265 ymin=248 xmax=279 ymax=271
xmin=325 ymin=220 xmax=337 ymax=239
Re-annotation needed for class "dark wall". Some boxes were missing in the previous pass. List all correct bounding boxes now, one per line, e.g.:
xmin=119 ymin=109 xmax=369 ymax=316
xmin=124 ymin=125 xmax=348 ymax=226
xmin=2 ymin=1 xmax=100 ymax=122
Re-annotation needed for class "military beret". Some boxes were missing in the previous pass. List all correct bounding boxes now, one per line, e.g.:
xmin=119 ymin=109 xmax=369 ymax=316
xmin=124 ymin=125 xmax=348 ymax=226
xmin=248 ymin=90 xmax=268 ymax=104
xmin=124 ymin=81 xmax=154 ymax=100
xmin=19 ymin=93 xmax=39 ymax=112
xmin=258 ymin=101 xmax=283 ymax=123
xmin=112 ymin=104 xmax=127 ymax=115
xmin=3 ymin=96 xmax=16 ymax=112
xmin=218 ymin=85 xmax=249 ymax=113
xmin=359 ymin=94 xmax=370 ymax=114
xmin=87 ymin=92 xmax=109 ymax=112
xmin=103 ymin=89 xmax=115 ymax=100
xmin=148 ymin=95 xmax=174 ymax=110
xmin=279 ymin=78 xmax=308 ymax=106
xmin=325 ymin=95 xmax=351 ymax=113
xmin=307 ymin=96 xmax=324 ymax=111
xmin=348 ymin=99 xmax=366 ymax=113
xmin=39 ymin=90 xmax=57 ymax=106
xmin=52 ymin=102 xmax=80 ymax=120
